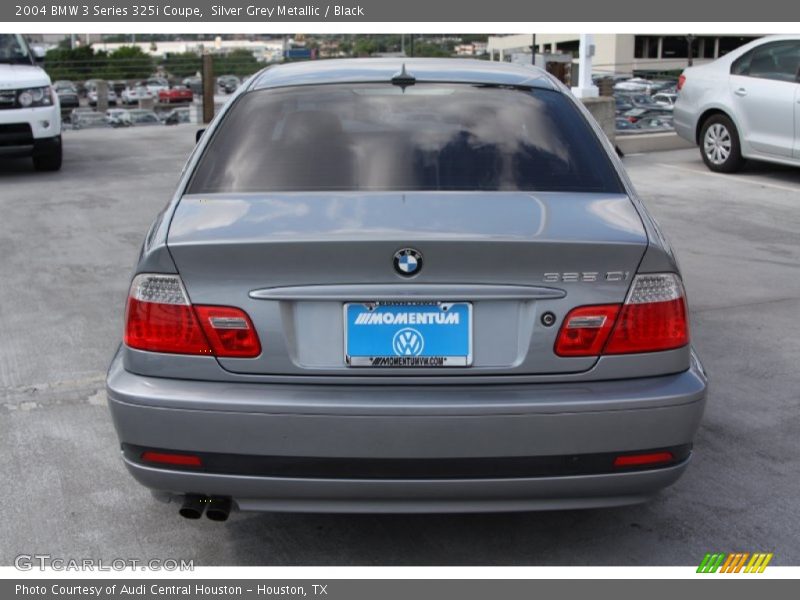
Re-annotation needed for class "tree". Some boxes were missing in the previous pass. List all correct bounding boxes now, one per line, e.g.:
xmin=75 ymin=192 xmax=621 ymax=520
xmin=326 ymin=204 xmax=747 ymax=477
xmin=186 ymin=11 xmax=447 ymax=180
xmin=162 ymin=51 xmax=203 ymax=79
xmin=104 ymin=46 xmax=153 ymax=80
xmin=43 ymin=46 xmax=105 ymax=81
xmin=214 ymin=48 xmax=261 ymax=78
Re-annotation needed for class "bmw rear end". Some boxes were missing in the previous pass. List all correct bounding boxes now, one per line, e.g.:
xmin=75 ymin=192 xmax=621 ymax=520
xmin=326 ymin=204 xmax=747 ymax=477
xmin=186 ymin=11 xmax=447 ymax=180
xmin=106 ymin=59 xmax=707 ymax=520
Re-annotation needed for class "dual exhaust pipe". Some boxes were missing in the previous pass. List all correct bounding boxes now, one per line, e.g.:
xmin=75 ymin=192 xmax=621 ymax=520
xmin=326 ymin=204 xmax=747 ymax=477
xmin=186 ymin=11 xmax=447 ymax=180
xmin=179 ymin=494 xmax=232 ymax=521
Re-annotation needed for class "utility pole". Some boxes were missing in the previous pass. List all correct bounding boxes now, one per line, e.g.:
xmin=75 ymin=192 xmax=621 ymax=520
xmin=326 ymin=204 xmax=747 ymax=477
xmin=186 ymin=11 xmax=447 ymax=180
xmin=530 ymin=34 xmax=536 ymax=66
xmin=686 ymin=34 xmax=695 ymax=67
xmin=202 ymin=52 xmax=214 ymax=124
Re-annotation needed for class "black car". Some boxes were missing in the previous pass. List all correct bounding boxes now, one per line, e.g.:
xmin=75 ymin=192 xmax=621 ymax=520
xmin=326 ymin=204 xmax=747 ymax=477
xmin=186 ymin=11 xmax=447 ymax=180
xmin=53 ymin=80 xmax=80 ymax=112
xmin=216 ymin=75 xmax=241 ymax=94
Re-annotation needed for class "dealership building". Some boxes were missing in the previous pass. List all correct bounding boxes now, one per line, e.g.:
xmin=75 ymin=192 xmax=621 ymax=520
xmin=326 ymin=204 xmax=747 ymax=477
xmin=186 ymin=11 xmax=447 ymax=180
xmin=487 ymin=34 xmax=761 ymax=74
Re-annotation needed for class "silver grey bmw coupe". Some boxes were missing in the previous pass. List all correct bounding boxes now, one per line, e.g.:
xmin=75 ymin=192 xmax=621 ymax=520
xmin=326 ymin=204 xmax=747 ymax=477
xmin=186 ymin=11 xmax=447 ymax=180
xmin=106 ymin=59 xmax=707 ymax=520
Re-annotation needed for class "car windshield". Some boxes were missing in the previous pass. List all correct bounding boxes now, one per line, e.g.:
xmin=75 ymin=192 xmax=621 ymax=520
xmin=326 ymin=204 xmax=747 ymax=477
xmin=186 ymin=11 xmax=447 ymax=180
xmin=0 ymin=33 xmax=32 ymax=65
xmin=188 ymin=83 xmax=623 ymax=194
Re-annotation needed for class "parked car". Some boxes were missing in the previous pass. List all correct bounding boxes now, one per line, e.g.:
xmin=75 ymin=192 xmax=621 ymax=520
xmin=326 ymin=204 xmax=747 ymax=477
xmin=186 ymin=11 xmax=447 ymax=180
xmin=120 ymin=85 xmax=153 ymax=105
xmin=125 ymin=109 xmax=161 ymax=127
xmin=675 ymin=34 xmax=800 ymax=172
xmin=87 ymin=81 xmax=117 ymax=106
xmin=159 ymin=85 xmax=194 ymax=104
xmin=143 ymin=77 xmax=169 ymax=96
xmin=71 ymin=111 xmax=109 ymax=130
xmin=614 ymin=95 xmax=634 ymax=113
xmin=636 ymin=116 xmax=675 ymax=131
xmin=162 ymin=106 xmax=191 ymax=125
xmin=105 ymin=108 xmax=129 ymax=127
xmin=622 ymin=107 xmax=673 ymax=124
xmin=109 ymin=80 xmax=128 ymax=96
xmin=216 ymin=74 xmax=241 ymax=94
xmin=53 ymin=80 xmax=80 ymax=112
xmin=613 ymin=77 xmax=654 ymax=93
xmin=0 ymin=33 xmax=62 ymax=170
xmin=615 ymin=117 xmax=641 ymax=132
xmin=182 ymin=76 xmax=203 ymax=95
xmin=652 ymin=92 xmax=678 ymax=108
xmin=107 ymin=58 xmax=707 ymax=520
xmin=617 ymin=93 xmax=672 ymax=113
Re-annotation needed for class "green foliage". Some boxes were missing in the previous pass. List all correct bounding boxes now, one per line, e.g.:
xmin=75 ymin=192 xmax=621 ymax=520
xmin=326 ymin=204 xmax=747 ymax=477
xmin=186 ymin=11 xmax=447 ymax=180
xmin=43 ymin=46 xmax=104 ymax=81
xmin=105 ymin=46 xmax=153 ymax=79
xmin=213 ymin=48 xmax=261 ymax=78
xmin=162 ymin=51 xmax=203 ymax=79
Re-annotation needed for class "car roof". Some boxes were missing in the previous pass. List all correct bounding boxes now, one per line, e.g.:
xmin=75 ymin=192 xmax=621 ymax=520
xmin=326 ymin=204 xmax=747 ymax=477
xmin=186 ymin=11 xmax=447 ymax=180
xmin=249 ymin=58 xmax=557 ymax=91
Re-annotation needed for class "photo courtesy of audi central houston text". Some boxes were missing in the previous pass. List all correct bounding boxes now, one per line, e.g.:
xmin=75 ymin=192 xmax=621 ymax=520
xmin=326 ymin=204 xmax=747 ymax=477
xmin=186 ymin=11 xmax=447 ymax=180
xmin=108 ymin=58 xmax=705 ymax=518
xmin=2 ymin=23 xmax=799 ymax=572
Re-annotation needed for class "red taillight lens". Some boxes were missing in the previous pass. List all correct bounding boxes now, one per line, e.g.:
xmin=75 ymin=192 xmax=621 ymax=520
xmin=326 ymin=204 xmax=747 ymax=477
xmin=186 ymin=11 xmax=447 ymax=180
xmin=677 ymin=74 xmax=686 ymax=91
xmin=605 ymin=273 xmax=689 ymax=354
xmin=194 ymin=305 xmax=261 ymax=358
xmin=554 ymin=305 xmax=620 ymax=357
xmin=124 ymin=278 xmax=212 ymax=355
xmin=141 ymin=451 xmax=202 ymax=467
xmin=613 ymin=451 xmax=674 ymax=468
xmin=604 ymin=298 xmax=688 ymax=354
xmin=554 ymin=273 xmax=690 ymax=357
xmin=124 ymin=274 xmax=260 ymax=358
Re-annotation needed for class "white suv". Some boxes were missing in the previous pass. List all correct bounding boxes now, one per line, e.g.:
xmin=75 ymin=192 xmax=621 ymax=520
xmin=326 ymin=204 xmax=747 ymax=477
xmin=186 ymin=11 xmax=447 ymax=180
xmin=674 ymin=35 xmax=800 ymax=173
xmin=0 ymin=33 xmax=62 ymax=171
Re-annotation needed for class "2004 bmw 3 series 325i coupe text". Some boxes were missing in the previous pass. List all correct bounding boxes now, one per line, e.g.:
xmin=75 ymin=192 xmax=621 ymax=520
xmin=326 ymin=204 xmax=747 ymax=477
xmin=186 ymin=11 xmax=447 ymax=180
xmin=106 ymin=59 xmax=707 ymax=520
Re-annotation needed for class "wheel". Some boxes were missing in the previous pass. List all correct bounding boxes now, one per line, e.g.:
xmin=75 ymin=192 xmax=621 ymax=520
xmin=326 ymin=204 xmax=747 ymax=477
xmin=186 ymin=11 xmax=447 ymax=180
xmin=700 ymin=114 xmax=744 ymax=173
xmin=33 ymin=137 xmax=62 ymax=172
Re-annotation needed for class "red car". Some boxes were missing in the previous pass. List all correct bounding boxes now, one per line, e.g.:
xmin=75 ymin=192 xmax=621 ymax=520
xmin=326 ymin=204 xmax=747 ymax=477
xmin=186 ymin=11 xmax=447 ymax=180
xmin=158 ymin=86 xmax=193 ymax=104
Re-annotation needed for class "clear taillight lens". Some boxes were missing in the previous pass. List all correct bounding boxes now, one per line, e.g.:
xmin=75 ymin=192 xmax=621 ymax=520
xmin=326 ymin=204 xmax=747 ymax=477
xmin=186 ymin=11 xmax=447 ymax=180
xmin=554 ymin=273 xmax=690 ymax=357
xmin=124 ymin=274 xmax=261 ymax=358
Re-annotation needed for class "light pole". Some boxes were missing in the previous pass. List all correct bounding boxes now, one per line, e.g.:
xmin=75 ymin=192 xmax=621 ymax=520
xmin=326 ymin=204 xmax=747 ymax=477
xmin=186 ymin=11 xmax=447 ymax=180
xmin=571 ymin=34 xmax=598 ymax=98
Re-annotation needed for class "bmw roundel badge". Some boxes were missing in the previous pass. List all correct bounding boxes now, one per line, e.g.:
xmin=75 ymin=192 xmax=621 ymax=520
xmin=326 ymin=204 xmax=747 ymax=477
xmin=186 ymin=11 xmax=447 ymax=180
xmin=393 ymin=248 xmax=423 ymax=277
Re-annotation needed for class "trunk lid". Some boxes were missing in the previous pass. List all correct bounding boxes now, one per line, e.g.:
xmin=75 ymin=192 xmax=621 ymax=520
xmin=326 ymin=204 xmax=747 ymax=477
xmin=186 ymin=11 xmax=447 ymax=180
xmin=167 ymin=192 xmax=647 ymax=376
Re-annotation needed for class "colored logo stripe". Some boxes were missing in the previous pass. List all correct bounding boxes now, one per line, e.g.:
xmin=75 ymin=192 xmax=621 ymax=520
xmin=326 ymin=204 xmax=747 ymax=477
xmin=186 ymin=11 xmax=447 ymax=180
xmin=697 ymin=552 xmax=773 ymax=573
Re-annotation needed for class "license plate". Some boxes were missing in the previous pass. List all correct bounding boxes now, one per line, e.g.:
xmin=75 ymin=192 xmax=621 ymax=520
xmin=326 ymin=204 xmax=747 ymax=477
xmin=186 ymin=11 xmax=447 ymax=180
xmin=345 ymin=302 xmax=472 ymax=367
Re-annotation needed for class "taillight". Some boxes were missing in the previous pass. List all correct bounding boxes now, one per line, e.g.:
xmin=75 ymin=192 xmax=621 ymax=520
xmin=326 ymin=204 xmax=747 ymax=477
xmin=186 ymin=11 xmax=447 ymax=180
xmin=554 ymin=305 xmax=620 ymax=357
xmin=124 ymin=274 xmax=261 ymax=358
xmin=554 ymin=273 xmax=689 ymax=357
xmin=194 ymin=305 xmax=261 ymax=358
xmin=605 ymin=273 xmax=689 ymax=354
xmin=677 ymin=74 xmax=686 ymax=91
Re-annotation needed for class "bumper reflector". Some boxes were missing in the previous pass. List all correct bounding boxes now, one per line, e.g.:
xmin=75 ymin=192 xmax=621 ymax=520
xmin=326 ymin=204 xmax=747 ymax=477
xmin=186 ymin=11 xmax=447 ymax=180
xmin=141 ymin=451 xmax=203 ymax=468
xmin=613 ymin=451 xmax=674 ymax=468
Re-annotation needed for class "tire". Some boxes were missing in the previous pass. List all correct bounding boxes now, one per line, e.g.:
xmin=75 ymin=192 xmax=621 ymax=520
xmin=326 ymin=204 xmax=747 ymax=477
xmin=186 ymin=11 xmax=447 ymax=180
xmin=33 ymin=137 xmax=63 ymax=172
xmin=699 ymin=114 xmax=744 ymax=173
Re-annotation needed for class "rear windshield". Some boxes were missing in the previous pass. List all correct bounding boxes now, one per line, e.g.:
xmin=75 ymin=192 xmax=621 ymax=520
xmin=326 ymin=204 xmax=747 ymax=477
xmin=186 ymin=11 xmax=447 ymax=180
xmin=187 ymin=83 xmax=623 ymax=194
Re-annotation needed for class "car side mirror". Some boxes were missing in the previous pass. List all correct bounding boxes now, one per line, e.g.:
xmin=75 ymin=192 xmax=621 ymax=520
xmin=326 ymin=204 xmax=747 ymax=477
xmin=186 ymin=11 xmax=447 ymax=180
xmin=195 ymin=128 xmax=205 ymax=143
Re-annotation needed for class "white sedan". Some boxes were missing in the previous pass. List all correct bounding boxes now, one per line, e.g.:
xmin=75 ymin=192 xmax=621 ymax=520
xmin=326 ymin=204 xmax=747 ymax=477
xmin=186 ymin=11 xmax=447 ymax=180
xmin=120 ymin=85 xmax=153 ymax=105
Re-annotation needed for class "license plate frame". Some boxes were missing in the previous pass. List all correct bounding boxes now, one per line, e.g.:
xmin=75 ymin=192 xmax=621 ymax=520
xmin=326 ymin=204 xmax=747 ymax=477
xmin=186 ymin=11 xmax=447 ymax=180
xmin=344 ymin=301 xmax=473 ymax=367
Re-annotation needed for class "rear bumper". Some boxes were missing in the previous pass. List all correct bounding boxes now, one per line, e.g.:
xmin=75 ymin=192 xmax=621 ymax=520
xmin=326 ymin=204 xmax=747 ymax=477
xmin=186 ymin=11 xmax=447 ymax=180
xmin=106 ymin=349 xmax=707 ymax=512
xmin=673 ymin=104 xmax=697 ymax=144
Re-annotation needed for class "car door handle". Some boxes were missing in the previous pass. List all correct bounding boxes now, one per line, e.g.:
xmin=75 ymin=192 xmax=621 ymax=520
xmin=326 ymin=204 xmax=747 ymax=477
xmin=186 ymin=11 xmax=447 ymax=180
xmin=734 ymin=88 xmax=747 ymax=97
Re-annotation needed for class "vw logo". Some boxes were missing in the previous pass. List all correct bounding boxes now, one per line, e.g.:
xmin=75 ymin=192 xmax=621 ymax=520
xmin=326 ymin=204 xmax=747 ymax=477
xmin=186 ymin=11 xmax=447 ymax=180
xmin=393 ymin=248 xmax=423 ymax=276
xmin=392 ymin=328 xmax=424 ymax=356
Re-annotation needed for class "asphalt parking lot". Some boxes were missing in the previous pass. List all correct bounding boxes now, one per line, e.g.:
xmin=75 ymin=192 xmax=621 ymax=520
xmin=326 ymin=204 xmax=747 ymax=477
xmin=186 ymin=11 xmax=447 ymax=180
xmin=1 ymin=126 xmax=798 ymax=566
